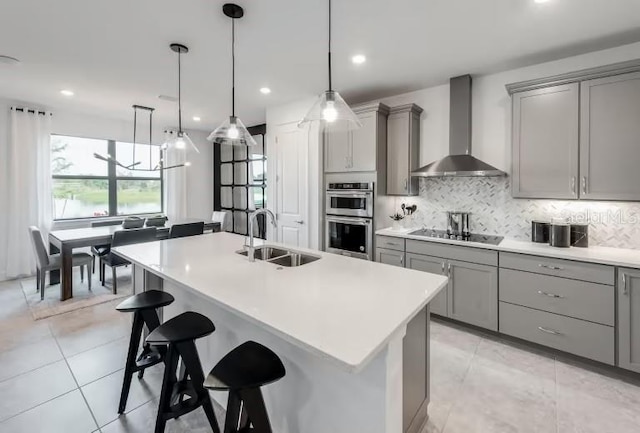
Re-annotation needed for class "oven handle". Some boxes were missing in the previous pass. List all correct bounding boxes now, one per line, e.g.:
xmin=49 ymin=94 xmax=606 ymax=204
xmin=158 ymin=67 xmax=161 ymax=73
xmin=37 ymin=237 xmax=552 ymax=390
xmin=327 ymin=192 xmax=373 ymax=198
xmin=326 ymin=216 xmax=371 ymax=226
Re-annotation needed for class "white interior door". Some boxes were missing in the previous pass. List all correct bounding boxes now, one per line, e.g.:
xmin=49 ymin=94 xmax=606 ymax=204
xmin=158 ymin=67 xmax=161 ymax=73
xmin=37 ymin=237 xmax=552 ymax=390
xmin=274 ymin=123 xmax=309 ymax=248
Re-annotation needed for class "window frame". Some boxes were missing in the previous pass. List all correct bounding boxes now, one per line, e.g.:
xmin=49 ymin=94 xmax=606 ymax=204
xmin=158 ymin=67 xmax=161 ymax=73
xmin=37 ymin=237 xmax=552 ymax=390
xmin=51 ymin=135 xmax=164 ymax=221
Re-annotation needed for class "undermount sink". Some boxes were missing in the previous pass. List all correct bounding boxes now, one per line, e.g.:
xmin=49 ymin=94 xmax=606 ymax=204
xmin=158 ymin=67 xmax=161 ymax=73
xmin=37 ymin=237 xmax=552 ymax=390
xmin=268 ymin=252 xmax=321 ymax=267
xmin=236 ymin=246 xmax=290 ymax=261
xmin=236 ymin=245 xmax=320 ymax=267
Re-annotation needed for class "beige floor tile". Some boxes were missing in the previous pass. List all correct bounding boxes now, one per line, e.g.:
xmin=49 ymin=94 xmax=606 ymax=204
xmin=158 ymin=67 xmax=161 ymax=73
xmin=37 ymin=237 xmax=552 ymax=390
xmin=0 ymin=314 xmax=52 ymax=353
xmin=0 ymin=390 xmax=97 ymax=433
xmin=82 ymin=365 xmax=164 ymax=427
xmin=430 ymin=319 xmax=482 ymax=354
xmin=52 ymin=318 xmax=130 ymax=358
xmin=0 ymin=336 xmax=63 ymax=382
xmin=101 ymin=397 xmax=224 ymax=433
xmin=474 ymin=337 xmax=556 ymax=381
xmin=444 ymin=358 xmax=556 ymax=433
xmin=67 ymin=337 xmax=128 ymax=386
xmin=0 ymin=360 xmax=77 ymax=422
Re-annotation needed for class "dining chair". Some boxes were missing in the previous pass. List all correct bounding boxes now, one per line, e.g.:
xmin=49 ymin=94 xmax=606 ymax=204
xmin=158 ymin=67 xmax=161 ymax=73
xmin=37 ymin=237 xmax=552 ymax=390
xmin=29 ymin=226 xmax=93 ymax=300
xmin=101 ymin=227 xmax=157 ymax=293
xmin=90 ymin=219 xmax=124 ymax=276
xmin=122 ymin=216 xmax=145 ymax=229
xmin=169 ymin=222 xmax=205 ymax=239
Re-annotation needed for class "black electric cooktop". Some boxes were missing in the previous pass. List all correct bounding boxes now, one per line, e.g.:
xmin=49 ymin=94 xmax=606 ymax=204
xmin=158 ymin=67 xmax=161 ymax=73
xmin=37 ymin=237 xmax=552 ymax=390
xmin=408 ymin=229 xmax=504 ymax=246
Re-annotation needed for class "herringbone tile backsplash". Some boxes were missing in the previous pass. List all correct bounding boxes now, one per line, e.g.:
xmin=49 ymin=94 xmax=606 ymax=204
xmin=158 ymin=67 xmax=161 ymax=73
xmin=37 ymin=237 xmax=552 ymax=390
xmin=384 ymin=177 xmax=640 ymax=250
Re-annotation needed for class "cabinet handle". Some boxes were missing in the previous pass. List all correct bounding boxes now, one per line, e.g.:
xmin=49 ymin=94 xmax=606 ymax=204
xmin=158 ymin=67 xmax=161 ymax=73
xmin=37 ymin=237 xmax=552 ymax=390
xmin=571 ymin=176 xmax=576 ymax=194
xmin=295 ymin=220 xmax=304 ymax=225
xmin=404 ymin=178 xmax=408 ymax=190
xmin=537 ymin=326 xmax=563 ymax=336
xmin=622 ymin=273 xmax=628 ymax=296
xmin=441 ymin=262 xmax=445 ymax=274
xmin=537 ymin=290 xmax=564 ymax=299
xmin=400 ymin=255 xmax=404 ymax=264
xmin=582 ymin=176 xmax=587 ymax=195
xmin=385 ymin=242 xmax=399 ymax=246
xmin=538 ymin=264 xmax=564 ymax=271
xmin=345 ymin=156 xmax=349 ymax=168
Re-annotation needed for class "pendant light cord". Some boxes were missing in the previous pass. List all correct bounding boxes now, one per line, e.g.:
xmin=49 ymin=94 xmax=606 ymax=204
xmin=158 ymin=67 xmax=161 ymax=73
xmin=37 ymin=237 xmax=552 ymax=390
xmin=232 ymin=17 xmax=236 ymax=117
xmin=178 ymin=49 xmax=183 ymax=133
xmin=328 ymin=0 xmax=332 ymax=91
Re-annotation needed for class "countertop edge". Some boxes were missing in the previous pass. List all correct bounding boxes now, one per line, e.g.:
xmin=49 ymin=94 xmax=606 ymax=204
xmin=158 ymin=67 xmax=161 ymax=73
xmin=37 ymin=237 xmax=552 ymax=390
xmin=376 ymin=228 xmax=640 ymax=269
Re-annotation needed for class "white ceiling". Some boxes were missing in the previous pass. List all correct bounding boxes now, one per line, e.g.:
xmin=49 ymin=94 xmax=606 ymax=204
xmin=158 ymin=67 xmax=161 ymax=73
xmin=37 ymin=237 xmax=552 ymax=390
xmin=1 ymin=0 xmax=640 ymax=132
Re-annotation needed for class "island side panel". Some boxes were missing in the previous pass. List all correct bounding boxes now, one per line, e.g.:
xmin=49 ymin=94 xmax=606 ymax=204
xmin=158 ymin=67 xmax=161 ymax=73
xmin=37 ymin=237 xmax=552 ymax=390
xmin=161 ymin=279 xmax=403 ymax=433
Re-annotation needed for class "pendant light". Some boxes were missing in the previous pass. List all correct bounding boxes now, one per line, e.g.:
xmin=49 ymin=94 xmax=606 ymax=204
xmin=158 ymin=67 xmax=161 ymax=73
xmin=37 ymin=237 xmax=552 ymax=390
xmin=298 ymin=0 xmax=361 ymax=131
xmin=207 ymin=3 xmax=257 ymax=147
xmin=162 ymin=43 xmax=200 ymax=157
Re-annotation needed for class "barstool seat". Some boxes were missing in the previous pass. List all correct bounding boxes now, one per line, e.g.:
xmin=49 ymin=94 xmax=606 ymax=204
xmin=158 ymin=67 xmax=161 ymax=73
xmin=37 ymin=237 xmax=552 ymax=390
xmin=147 ymin=312 xmax=220 ymax=433
xmin=116 ymin=290 xmax=175 ymax=414
xmin=146 ymin=311 xmax=216 ymax=344
xmin=205 ymin=341 xmax=286 ymax=390
xmin=205 ymin=341 xmax=286 ymax=433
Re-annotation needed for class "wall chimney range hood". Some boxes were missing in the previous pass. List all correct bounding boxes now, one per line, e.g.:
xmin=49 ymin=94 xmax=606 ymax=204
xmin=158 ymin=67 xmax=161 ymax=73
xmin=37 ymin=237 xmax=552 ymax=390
xmin=411 ymin=75 xmax=506 ymax=177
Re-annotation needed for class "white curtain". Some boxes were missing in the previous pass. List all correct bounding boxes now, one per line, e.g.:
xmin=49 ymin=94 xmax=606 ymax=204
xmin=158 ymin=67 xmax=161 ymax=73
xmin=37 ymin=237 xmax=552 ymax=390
xmin=3 ymin=107 xmax=53 ymax=279
xmin=163 ymin=130 xmax=187 ymax=221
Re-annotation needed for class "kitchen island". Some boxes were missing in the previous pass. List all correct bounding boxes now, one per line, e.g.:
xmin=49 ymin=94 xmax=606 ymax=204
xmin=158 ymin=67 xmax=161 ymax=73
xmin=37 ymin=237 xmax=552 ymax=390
xmin=113 ymin=232 xmax=448 ymax=433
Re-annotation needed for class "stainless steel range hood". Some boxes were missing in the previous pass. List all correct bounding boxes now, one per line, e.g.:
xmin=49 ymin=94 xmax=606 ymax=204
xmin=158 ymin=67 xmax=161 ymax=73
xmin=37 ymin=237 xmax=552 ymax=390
xmin=411 ymin=75 xmax=506 ymax=177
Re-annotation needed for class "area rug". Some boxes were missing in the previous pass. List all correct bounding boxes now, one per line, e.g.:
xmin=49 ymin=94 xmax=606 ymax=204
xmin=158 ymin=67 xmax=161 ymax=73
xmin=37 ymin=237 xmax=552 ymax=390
xmin=20 ymin=267 xmax=133 ymax=320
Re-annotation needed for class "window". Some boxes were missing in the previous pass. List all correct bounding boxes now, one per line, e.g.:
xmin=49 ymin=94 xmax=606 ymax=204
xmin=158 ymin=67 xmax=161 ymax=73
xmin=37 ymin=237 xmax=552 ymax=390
xmin=51 ymin=135 xmax=163 ymax=220
xmin=215 ymin=125 xmax=266 ymax=237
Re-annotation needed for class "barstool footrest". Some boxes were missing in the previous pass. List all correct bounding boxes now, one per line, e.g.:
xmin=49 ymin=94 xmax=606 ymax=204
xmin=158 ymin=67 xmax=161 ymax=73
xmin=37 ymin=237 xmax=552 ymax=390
xmin=135 ymin=346 xmax=164 ymax=370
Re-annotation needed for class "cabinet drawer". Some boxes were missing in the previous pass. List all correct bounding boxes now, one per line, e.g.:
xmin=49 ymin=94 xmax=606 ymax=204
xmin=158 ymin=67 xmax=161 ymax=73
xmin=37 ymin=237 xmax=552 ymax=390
xmin=499 ymin=302 xmax=614 ymax=365
xmin=406 ymin=240 xmax=497 ymax=266
xmin=499 ymin=268 xmax=614 ymax=326
xmin=376 ymin=235 xmax=405 ymax=252
xmin=499 ymin=252 xmax=614 ymax=285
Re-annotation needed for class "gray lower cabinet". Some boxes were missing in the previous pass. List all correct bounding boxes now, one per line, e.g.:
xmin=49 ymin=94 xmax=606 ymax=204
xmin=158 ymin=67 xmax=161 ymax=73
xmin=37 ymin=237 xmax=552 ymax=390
xmin=406 ymin=253 xmax=448 ymax=317
xmin=448 ymin=260 xmax=498 ymax=331
xmin=511 ymin=83 xmax=579 ymax=199
xmin=376 ymin=247 xmax=405 ymax=268
xmin=618 ymin=268 xmax=640 ymax=373
xmin=580 ymin=72 xmax=640 ymax=201
xmin=403 ymin=306 xmax=429 ymax=433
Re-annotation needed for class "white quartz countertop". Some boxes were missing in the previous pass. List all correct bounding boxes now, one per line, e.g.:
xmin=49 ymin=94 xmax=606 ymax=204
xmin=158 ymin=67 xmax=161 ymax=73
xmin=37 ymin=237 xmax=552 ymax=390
xmin=113 ymin=232 xmax=448 ymax=372
xmin=377 ymin=227 xmax=640 ymax=269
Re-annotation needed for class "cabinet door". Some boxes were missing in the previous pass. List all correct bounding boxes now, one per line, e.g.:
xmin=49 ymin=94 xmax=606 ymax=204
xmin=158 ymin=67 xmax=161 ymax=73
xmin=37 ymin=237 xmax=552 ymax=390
xmin=511 ymin=83 xmax=579 ymax=199
xmin=387 ymin=112 xmax=411 ymax=195
xmin=580 ymin=72 xmax=640 ymax=200
xmin=376 ymin=247 xmax=405 ymax=268
xmin=349 ymin=112 xmax=377 ymax=172
xmin=406 ymin=253 xmax=448 ymax=317
xmin=618 ymin=268 xmax=640 ymax=373
xmin=324 ymin=129 xmax=350 ymax=173
xmin=448 ymin=260 xmax=498 ymax=331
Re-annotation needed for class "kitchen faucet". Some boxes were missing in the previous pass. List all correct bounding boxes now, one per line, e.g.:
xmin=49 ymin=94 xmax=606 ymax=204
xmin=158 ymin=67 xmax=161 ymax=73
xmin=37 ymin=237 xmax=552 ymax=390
xmin=246 ymin=209 xmax=277 ymax=262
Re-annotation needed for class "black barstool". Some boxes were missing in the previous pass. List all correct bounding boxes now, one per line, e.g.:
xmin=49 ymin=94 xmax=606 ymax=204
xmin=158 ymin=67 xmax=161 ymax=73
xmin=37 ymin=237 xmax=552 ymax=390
xmin=146 ymin=312 xmax=220 ymax=433
xmin=116 ymin=290 xmax=175 ymax=414
xmin=204 ymin=341 xmax=286 ymax=433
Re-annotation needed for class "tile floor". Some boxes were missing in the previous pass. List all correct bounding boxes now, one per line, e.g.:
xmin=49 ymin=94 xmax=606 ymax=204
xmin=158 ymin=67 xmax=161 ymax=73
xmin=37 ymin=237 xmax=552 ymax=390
xmin=1 ymin=275 xmax=640 ymax=432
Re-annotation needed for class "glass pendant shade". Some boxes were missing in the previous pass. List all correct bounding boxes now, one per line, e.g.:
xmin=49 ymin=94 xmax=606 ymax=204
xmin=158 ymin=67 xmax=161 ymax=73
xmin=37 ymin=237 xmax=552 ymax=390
xmin=162 ymin=130 xmax=200 ymax=166
xmin=208 ymin=116 xmax=257 ymax=147
xmin=298 ymin=90 xmax=361 ymax=132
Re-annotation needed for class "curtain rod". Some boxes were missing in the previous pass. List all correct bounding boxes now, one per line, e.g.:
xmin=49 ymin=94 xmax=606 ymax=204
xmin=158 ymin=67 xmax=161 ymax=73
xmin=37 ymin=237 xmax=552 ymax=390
xmin=11 ymin=107 xmax=51 ymax=116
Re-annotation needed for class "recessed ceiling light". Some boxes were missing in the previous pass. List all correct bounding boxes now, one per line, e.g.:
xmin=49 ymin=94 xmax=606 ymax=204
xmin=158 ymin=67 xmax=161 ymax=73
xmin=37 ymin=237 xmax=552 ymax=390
xmin=193 ymin=116 xmax=201 ymax=122
xmin=351 ymin=54 xmax=366 ymax=65
xmin=158 ymin=94 xmax=178 ymax=102
xmin=60 ymin=89 xmax=74 ymax=97
xmin=0 ymin=55 xmax=20 ymax=66
xmin=259 ymin=87 xmax=271 ymax=95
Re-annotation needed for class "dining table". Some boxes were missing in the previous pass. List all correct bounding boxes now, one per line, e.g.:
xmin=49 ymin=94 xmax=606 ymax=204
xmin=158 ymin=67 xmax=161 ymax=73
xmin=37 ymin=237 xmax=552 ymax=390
xmin=48 ymin=219 xmax=221 ymax=301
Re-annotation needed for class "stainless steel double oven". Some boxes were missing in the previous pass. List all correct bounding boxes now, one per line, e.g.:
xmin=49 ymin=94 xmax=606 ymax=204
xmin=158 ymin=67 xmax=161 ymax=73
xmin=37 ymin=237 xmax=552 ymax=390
xmin=325 ymin=182 xmax=374 ymax=260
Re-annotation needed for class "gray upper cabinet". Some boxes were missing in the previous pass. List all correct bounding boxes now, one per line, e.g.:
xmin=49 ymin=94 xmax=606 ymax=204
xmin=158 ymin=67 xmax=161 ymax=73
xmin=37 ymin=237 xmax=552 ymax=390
xmin=618 ymin=267 xmax=640 ymax=373
xmin=448 ymin=260 xmax=498 ymax=331
xmin=323 ymin=103 xmax=389 ymax=175
xmin=406 ymin=253 xmax=448 ymax=317
xmin=387 ymin=104 xmax=422 ymax=196
xmin=511 ymin=83 xmax=579 ymax=199
xmin=580 ymin=72 xmax=640 ymax=201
